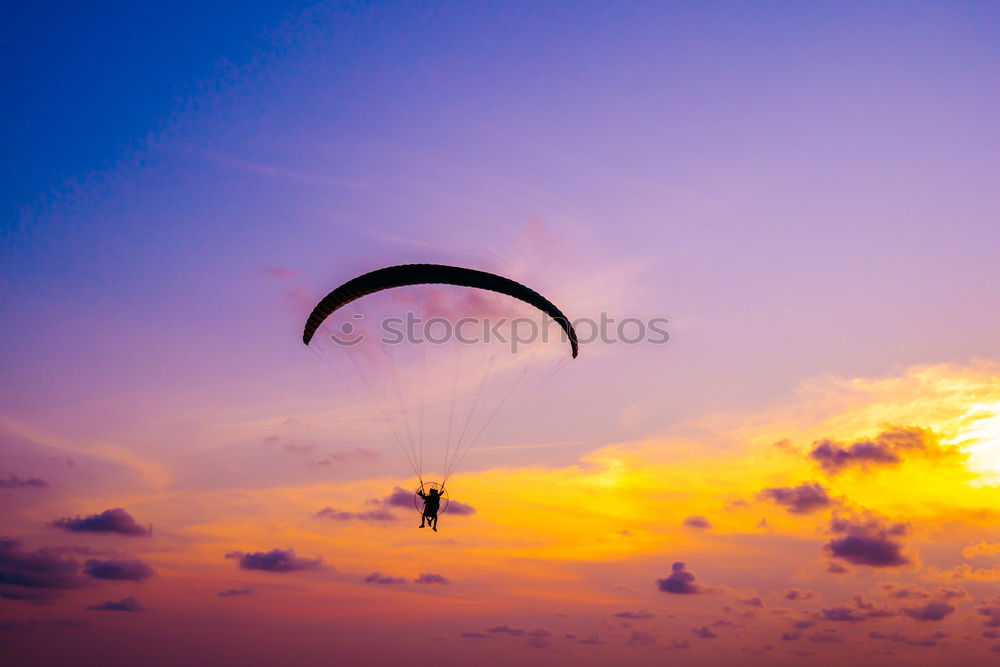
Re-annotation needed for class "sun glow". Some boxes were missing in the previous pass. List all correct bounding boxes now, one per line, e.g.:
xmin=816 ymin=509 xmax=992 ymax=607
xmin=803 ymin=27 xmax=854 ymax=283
xmin=954 ymin=401 xmax=1000 ymax=486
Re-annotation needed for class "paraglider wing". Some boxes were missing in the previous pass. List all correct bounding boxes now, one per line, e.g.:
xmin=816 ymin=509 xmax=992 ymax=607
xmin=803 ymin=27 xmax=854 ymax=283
xmin=302 ymin=264 xmax=579 ymax=357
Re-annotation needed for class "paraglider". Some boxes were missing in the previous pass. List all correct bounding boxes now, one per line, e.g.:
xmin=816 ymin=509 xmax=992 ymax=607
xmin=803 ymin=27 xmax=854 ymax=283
xmin=303 ymin=263 xmax=578 ymax=531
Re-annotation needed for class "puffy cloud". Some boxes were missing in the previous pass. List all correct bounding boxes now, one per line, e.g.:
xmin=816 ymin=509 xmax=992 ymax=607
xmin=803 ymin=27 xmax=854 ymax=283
xmin=87 ymin=597 xmax=143 ymax=612
xmin=217 ymin=587 xmax=253 ymax=597
xmin=0 ymin=539 xmax=84 ymax=598
xmin=682 ymin=515 xmax=711 ymax=529
xmin=740 ymin=596 xmax=764 ymax=608
xmin=486 ymin=625 xmax=523 ymax=636
xmin=825 ymin=513 xmax=911 ymax=568
xmin=385 ymin=486 xmax=475 ymax=515
xmin=808 ymin=427 xmax=942 ymax=474
xmin=756 ymin=483 xmax=833 ymax=514
xmin=83 ymin=558 xmax=154 ymax=581
xmin=615 ymin=610 xmax=655 ymax=620
xmin=962 ymin=541 xmax=1000 ymax=559
xmin=656 ymin=562 xmax=701 ymax=595
xmin=364 ymin=572 xmax=407 ymax=585
xmin=413 ymin=573 xmax=449 ymax=585
xmin=233 ymin=549 xmax=323 ymax=573
xmin=0 ymin=474 xmax=47 ymax=489
xmin=903 ymin=602 xmax=955 ymax=622
xmin=50 ymin=508 xmax=151 ymax=537
xmin=691 ymin=626 xmax=716 ymax=639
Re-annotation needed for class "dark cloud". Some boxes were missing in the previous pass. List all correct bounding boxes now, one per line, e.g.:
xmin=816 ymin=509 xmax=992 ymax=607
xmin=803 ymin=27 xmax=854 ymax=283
xmin=820 ymin=607 xmax=866 ymax=622
xmin=781 ymin=632 xmax=801 ymax=641
xmin=903 ymin=602 xmax=955 ymax=622
xmin=691 ymin=626 xmax=716 ymax=639
xmin=235 ymin=548 xmax=323 ymax=573
xmin=574 ymin=634 xmax=606 ymax=645
xmin=87 ymin=597 xmax=143 ymax=612
xmin=50 ymin=508 xmax=151 ymax=537
xmin=413 ymin=573 xmax=449 ymax=585
xmin=460 ymin=632 xmax=489 ymax=639
xmin=671 ymin=639 xmax=691 ymax=649
xmin=682 ymin=515 xmax=711 ymax=529
xmin=825 ymin=513 xmax=910 ymax=568
xmin=784 ymin=589 xmax=817 ymax=601
xmin=364 ymin=572 xmax=407 ymax=585
xmin=978 ymin=598 xmax=1000 ymax=628
xmin=0 ymin=539 xmax=84 ymax=597
xmin=218 ymin=587 xmax=253 ymax=597
xmin=757 ymin=483 xmax=833 ymax=514
xmin=808 ymin=427 xmax=939 ymax=474
xmin=826 ymin=561 xmax=849 ymax=574
xmin=656 ymin=562 xmax=701 ymax=595
xmin=740 ymin=596 xmax=764 ymax=608
xmin=315 ymin=507 xmax=396 ymax=522
xmin=83 ymin=558 xmax=154 ymax=581
xmin=487 ymin=625 xmax=523 ymax=636
xmin=615 ymin=610 xmax=654 ymax=620
xmin=0 ymin=474 xmax=47 ymax=489
xmin=383 ymin=487 xmax=413 ymax=508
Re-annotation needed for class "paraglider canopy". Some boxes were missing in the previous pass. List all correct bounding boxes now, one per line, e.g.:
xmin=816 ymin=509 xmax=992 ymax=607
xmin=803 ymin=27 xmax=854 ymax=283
xmin=303 ymin=263 xmax=578 ymax=484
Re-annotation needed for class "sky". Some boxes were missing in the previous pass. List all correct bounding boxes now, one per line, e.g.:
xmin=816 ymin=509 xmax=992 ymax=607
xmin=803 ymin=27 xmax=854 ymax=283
xmin=2 ymin=1 xmax=1000 ymax=664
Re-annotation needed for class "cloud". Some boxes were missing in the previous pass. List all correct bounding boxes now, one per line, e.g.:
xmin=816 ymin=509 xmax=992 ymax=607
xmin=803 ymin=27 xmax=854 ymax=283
xmin=809 ymin=629 xmax=845 ymax=643
xmin=83 ymin=558 xmax=155 ymax=581
xmin=364 ymin=572 xmax=407 ymax=585
xmin=962 ymin=541 xmax=1000 ymax=559
xmin=628 ymin=631 xmax=656 ymax=646
xmin=682 ymin=515 xmax=711 ymax=529
xmin=825 ymin=513 xmax=911 ymax=568
xmin=0 ymin=539 xmax=84 ymax=598
xmin=808 ymin=427 xmax=942 ymax=474
xmin=656 ymin=562 xmax=701 ymax=595
xmin=0 ymin=474 xmax=47 ymax=489
xmin=49 ymin=508 xmax=151 ymax=536
xmin=978 ymin=598 xmax=1000 ymax=628
xmin=87 ymin=597 xmax=143 ymax=612
xmin=691 ymin=626 xmax=716 ymax=639
xmin=615 ymin=610 xmax=655 ymax=620
xmin=756 ymin=483 xmax=833 ymax=514
xmin=378 ymin=486 xmax=475 ymax=516
xmin=903 ymin=602 xmax=955 ymax=622
xmin=460 ymin=632 xmax=490 ymax=639
xmin=784 ymin=589 xmax=817 ymax=601
xmin=218 ymin=587 xmax=253 ymax=597
xmin=414 ymin=573 xmax=449 ymax=585
xmin=486 ymin=625 xmax=523 ymax=636
xmin=315 ymin=507 xmax=396 ymax=522
xmin=233 ymin=549 xmax=323 ymax=573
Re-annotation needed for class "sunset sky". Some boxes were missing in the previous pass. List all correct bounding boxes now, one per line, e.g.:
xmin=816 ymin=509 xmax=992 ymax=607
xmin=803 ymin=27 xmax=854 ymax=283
xmin=3 ymin=2 xmax=1000 ymax=665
